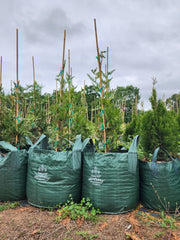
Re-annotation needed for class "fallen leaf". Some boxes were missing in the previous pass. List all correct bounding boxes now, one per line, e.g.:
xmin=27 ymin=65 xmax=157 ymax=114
xmin=111 ymin=215 xmax=119 ymax=222
xmin=30 ymin=229 xmax=41 ymax=235
xmin=98 ymin=222 xmax=108 ymax=232
xmin=171 ymin=232 xmax=180 ymax=240
xmin=125 ymin=231 xmax=142 ymax=240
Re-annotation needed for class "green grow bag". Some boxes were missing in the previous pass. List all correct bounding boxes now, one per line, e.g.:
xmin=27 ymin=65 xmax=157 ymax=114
xmin=26 ymin=135 xmax=86 ymax=208
xmin=0 ymin=141 xmax=28 ymax=201
xmin=140 ymin=147 xmax=180 ymax=212
xmin=82 ymin=135 xmax=139 ymax=214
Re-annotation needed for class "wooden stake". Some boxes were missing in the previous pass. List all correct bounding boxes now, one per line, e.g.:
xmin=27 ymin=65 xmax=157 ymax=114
xmin=60 ymin=30 xmax=66 ymax=103
xmin=135 ymin=95 xmax=138 ymax=115
xmin=68 ymin=49 xmax=70 ymax=76
xmin=32 ymin=56 xmax=36 ymax=109
xmin=0 ymin=56 xmax=2 ymax=112
xmin=56 ymin=79 xmax=58 ymax=103
xmin=48 ymin=95 xmax=50 ymax=123
xmin=94 ymin=19 xmax=107 ymax=152
xmin=68 ymin=49 xmax=71 ymax=136
xmin=91 ymin=107 xmax=93 ymax=122
xmin=71 ymin=67 xmax=72 ymax=83
xmin=84 ymin=80 xmax=88 ymax=119
xmin=16 ymin=28 xmax=19 ymax=144
xmin=84 ymin=80 xmax=86 ymax=96
xmin=106 ymin=46 xmax=109 ymax=92
xmin=32 ymin=56 xmax=36 ymax=85
xmin=176 ymin=95 xmax=179 ymax=114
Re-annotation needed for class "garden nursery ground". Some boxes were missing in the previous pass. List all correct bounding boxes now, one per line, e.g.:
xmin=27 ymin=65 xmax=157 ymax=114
xmin=0 ymin=201 xmax=180 ymax=240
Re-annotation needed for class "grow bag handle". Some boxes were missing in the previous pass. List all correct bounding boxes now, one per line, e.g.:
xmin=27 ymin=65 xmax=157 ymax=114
xmin=129 ymin=135 xmax=139 ymax=153
xmin=128 ymin=135 xmax=139 ymax=174
xmin=71 ymin=135 xmax=83 ymax=170
xmin=25 ymin=137 xmax=33 ymax=147
xmin=152 ymin=146 xmax=178 ymax=176
xmin=31 ymin=134 xmax=48 ymax=149
xmin=81 ymin=138 xmax=91 ymax=152
xmin=0 ymin=141 xmax=18 ymax=152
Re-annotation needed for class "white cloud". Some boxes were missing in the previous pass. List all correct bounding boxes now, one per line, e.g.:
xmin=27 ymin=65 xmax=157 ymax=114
xmin=0 ymin=0 xmax=180 ymax=108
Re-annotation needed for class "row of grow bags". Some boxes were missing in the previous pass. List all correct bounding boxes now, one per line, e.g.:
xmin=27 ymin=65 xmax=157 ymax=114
xmin=0 ymin=135 xmax=180 ymax=213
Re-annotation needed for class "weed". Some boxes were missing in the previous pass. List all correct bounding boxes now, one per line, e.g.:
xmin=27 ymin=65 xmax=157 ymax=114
xmin=48 ymin=211 xmax=53 ymax=216
xmin=56 ymin=196 xmax=101 ymax=223
xmin=153 ymin=231 xmax=165 ymax=238
xmin=0 ymin=201 xmax=19 ymax=212
xmin=160 ymin=211 xmax=177 ymax=229
xmin=76 ymin=231 xmax=98 ymax=240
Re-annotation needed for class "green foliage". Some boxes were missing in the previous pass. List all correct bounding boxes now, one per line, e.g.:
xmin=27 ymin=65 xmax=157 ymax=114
xmin=114 ymin=85 xmax=140 ymax=123
xmin=153 ymin=231 xmax=165 ymax=238
xmin=140 ymin=81 xmax=179 ymax=155
xmin=166 ymin=93 xmax=180 ymax=113
xmin=124 ymin=79 xmax=180 ymax=157
xmin=0 ymin=201 xmax=20 ymax=212
xmin=76 ymin=231 xmax=99 ymax=240
xmin=160 ymin=211 xmax=177 ymax=229
xmin=123 ymin=115 xmax=142 ymax=141
xmin=56 ymin=196 xmax=101 ymax=223
xmin=87 ymin=50 xmax=124 ymax=151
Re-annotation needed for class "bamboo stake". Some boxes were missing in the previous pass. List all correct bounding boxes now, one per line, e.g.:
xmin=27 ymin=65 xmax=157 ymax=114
xmin=84 ymin=80 xmax=88 ymax=119
xmin=68 ymin=49 xmax=70 ymax=76
xmin=10 ymin=80 xmax=14 ymax=110
xmin=32 ymin=56 xmax=36 ymax=85
xmin=123 ymin=96 xmax=127 ymax=123
xmin=68 ymin=49 xmax=71 ymax=136
xmin=84 ymin=80 xmax=86 ymax=96
xmin=176 ymin=95 xmax=179 ymax=114
xmin=24 ymin=98 xmax=26 ymax=118
xmin=56 ymin=79 xmax=58 ymax=103
xmin=60 ymin=30 xmax=66 ymax=104
xmin=48 ymin=95 xmax=50 ymax=123
xmin=135 ymin=94 xmax=138 ymax=115
xmin=46 ymin=102 xmax=48 ymax=123
xmin=16 ymin=28 xmax=19 ymax=144
xmin=0 ymin=56 xmax=2 ymax=112
xmin=32 ymin=56 xmax=36 ymax=111
xmin=71 ymin=67 xmax=72 ymax=83
xmin=91 ymin=107 xmax=93 ymax=122
xmin=106 ymin=46 xmax=109 ymax=93
xmin=94 ymin=19 xmax=107 ymax=152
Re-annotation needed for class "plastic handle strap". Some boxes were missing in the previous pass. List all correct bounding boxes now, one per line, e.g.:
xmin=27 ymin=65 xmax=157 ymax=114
xmin=25 ymin=137 xmax=33 ymax=147
xmin=0 ymin=141 xmax=18 ymax=152
xmin=31 ymin=134 xmax=48 ymax=149
xmin=82 ymin=138 xmax=96 ymax=153
xmin=81 ymin=138 xmax=91 ymax=152
xmin=151 ymin=146 xmax=177 ymax=176
xmin=72 ymin=135 xmax=82 ymax=170
xmin=128 ymin=135 xmax=139 ymax=173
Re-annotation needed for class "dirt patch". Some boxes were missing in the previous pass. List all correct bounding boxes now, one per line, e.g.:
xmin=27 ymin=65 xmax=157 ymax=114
xmin=0 ymin=203 xmax=180 ymax=240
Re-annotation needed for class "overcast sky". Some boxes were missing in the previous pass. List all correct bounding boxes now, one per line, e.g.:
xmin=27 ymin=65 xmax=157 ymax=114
xmin=1 ymin=0 xmax=180 ymax=109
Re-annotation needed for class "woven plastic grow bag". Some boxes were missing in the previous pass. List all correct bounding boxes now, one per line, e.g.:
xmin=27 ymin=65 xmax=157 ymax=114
xmin=140 ymin=147 xmax=180 ymax=212
xmin=82 ymin=135 xmax=139 ymax=214
xmin=0 ymin=141 xmax=28 ymax=201
xmin=26 ymin=135 xmax=86 ymax=208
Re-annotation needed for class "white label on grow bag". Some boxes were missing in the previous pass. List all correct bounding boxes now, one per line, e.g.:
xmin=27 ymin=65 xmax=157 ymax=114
xmin=88 ymin=167 xmax=104 ymax=186
xmin=34 ymin=164 xmax=50 ymax=181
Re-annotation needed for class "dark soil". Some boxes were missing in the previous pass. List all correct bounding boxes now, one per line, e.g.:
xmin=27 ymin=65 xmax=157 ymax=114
xmin=0 ymin=203 xmax=180 ymax=240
